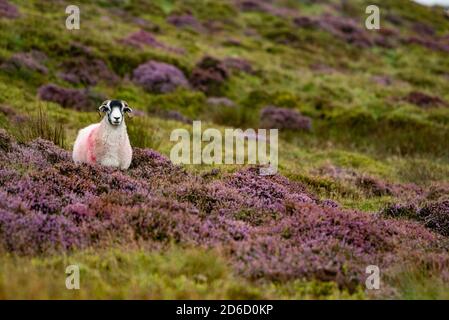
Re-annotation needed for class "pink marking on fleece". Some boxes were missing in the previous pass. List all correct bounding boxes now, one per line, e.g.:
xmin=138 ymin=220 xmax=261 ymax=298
xmin=87 ymin=127 xmax=97 ymax=163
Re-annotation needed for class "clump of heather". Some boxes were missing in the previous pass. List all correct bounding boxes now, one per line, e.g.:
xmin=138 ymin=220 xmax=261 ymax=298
xmin=132 ymin=60 xmax=189 ymax=93
xmin=120 ymin=30 xmax=183 ymax=54
xmin=319 ymin=15 xmax=372 ymax=48
xmin=0 ymin=208 xmax=82 ymax=255
xmin=57 ymin=57 xmax=119 ymax=86
xmin=0 ymin=104 xmax=28 ymax=123
xmin=419 ymin=201 xmax=449 ymax=237
xmin=405 ymin=36 xmax=449 ymax=54
xmin=382 ymin=199 xmax=449 ymax=238
xmin=356 ymin=176 xmax=393 ymax=197
xmin=236 ymin=0 xmax=295 ymax=18
xmin=0 ymin=0 xmax=19 ymax=19
xmin=1 ymin=135 xmax=449 ymax=289
xmin=0 ymin=128 xmax=13 ymax=151
xmin=121 ymin=29 xmax=163 ymax=49
xmin=382 ymin=203 xmax=419 ymax=220
xmin=37 ymin=84 xmax=93 ymax=110
xmin=166 ymin=14 xmax=204 ymax=32
xmin=1 ymin=51 xmax=48 ymax=74
xmin=222 ymin=57 xmax=253 ymax=74
xmin=293 ymin=15 xmax=373 ymax=48
xmin=404 ymin=91 xmax=446 ymax=108
xmin=189 ymin=56 xmax=229 ymax=95
xmin=260 ymin=106 xmax=312 ymax=131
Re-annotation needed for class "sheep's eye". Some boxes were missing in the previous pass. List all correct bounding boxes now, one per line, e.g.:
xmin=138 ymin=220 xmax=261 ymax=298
xmin=99 ymin=106 xmax=110 ymax=113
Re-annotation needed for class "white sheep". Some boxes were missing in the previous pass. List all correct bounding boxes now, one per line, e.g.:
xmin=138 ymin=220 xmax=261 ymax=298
xmin=73 ymin=99 xmax=133 ymax=170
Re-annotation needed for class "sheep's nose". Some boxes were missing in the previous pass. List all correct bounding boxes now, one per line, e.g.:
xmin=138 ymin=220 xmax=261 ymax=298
xmin=114 ymin=116 xmax=120 ymax=121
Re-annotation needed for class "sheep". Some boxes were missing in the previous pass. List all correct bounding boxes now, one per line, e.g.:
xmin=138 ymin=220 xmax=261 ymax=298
xmin=73 ymin=99 xmax=133 ymax=170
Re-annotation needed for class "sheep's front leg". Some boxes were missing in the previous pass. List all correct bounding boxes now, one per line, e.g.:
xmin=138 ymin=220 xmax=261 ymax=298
xmin=119 ymin=142 xmax=133 ymax=170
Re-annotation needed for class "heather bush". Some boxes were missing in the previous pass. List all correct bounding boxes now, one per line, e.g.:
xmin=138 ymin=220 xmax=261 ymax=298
xmin=404 ymin=91 xmax=446 ymax=108
xmin=120 ymin=30 xmax=183 ymax=54
xmin=167 ymin=14 xmax=204 ymax=32
xmin=121 ymin=30 xmax=164 ymax=49
xmin=132 ymin=60 xmax=189 ymax=93
xmin=0 ymin=0 xmax=19 ymax=19
xmin=382 ymin=203 xmax=420 ymax=220
xmin=1 ymin=51 xmax=47 ymax=74
xmin=0 ymin=135 xmax=447 ymax=289
xmin=0 ymin=128 xmax=13 ymax=151
xmin=292 ymin=15 xmax=373 ymax=48
xmin=236 ymin=0 xmax=294 ymax=18
xmin=222 ymin=58 xmax=253 ymax=74
xmin=58 ymin=57 xmax=119 ymax=86
xmin=419 ymin=201 xmax=449 ymax=237
xmin=260 ymin=106 xmax=312 ymax=131
xmin=0 ymin=104 xmax=28 ymax=124
xmin=189 ymin=56 xmax=229 ymax=95
xmin=356 ymin=176 xmax=393 ymax=197
xmin=37 ymin=84 xmax=93 ymax=110
xmin=405 ymin=36 xmax=449 ymax=54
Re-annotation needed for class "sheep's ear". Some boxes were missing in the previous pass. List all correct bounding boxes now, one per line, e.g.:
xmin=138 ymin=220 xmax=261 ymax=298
xmin=122 ymin=101 xmax=133 ymax=113
xmin=99 ymin=100 xmax=110 ymax=113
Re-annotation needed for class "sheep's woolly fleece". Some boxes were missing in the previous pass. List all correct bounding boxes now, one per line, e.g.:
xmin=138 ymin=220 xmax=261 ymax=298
xmin=72 ymin=116 xmax=132 ymax=170
xmin=1 ymin=131 xmax=449 ymax=291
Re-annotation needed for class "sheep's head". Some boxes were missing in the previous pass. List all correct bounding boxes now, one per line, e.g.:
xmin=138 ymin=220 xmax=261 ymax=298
xmin=99 ymin=100 xmax=132 ymax=126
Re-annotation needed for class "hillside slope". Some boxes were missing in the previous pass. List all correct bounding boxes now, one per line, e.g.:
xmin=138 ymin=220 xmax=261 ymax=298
xmin=1 ymin=0 xmax=449 ymax=299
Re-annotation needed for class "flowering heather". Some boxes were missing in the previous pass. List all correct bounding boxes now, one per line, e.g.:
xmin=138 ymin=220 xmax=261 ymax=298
xmin=405 ymin=35 xmax=449 ymax=54
xmin=356 ymin=176 xmax=393 ymax=197
xmin=0 ymin=128 xmax=12 ymax=151
xmin=236 ymin=0 xmax=295 ymax=18
xmin=0 ymin=135 xmax=448 ymax=289
xmin=37 ymin=84 xmax=93 ymax=110
xmin=260 ymin=106 xmax=312 ymax=131
xmin=222 ymin=57 xmax=254 ymax=74
xmin=419 ymin=201 xmax=449 ymax=237
xmin=120 ymin=30 xmax=183 ymax=54
xmin=1 ymin=51 xmax=48 ymax=74
xmin=189 ymin=56 xmax=229 ymax=95
xmin=293 ymin=16 xmax=320 ymax=29
xmin=166 ymin=14 xmax=204 ymax=32
xmin=132 ymin=60 xmax=189 ymax=93
xmin=319 ymin=15 xmax=373 ymax=48
xmin=0 ymin=0 xmax=19 ymax=19
xmin=404 ymin=91 xmax=447 ymax=108
xmin=58 ymin=57 xmax=119 ymax=86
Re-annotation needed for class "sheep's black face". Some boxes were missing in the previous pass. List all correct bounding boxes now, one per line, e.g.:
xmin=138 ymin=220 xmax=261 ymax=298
xmin=99 ymin=100 xmax=133 ymax=126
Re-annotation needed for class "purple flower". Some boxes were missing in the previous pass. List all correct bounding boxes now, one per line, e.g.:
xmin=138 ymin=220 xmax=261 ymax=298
xmin=57 ymin=57 xmax=119 ymax=86
xmin=167 ymin=14 xmax=204 ymax=32
xmin=1 ymin=51 xmax=47 ymax=74
xmin=189 ymin=56 xmax=229 ymax=95
xmin=0 ymin=0 xmax=19 ymax=19
xmin=132 ymin=60 xmax=189 ymax=93
xmin=37 ymin=84 xmax=93 ymax=110
xmin=260 ymin=106 xmax=312 ymax=131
